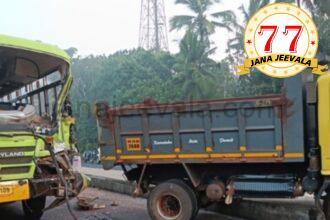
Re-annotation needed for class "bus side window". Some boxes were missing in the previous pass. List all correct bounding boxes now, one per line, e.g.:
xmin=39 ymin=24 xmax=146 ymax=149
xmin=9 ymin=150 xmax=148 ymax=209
xmin=46 ymin=71 xmax=61 ymax=84
xmin=44 ymin=90 xmax=49 ymax=114
xmin=40 ymin=91 xmax=46 ymax=115
xmin=21 ymin=98 xmax=27 ymax=105
xmin=10 ymin=92 xmax=16 ymax=100
xmin=32 ymin=94 xmax=40 ymax=115
xmin=48 ymin=88 xmax=56 ymax=114
xmin=32 ymin=81 xmax=37 ymax=91
xmin=56 ymin=85 xmax=62 ymax=98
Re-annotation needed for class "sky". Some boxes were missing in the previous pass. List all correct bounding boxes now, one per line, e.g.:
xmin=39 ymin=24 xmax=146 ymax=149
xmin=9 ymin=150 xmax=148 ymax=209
xmin=0 ymin=0 xmax=244 ymax=60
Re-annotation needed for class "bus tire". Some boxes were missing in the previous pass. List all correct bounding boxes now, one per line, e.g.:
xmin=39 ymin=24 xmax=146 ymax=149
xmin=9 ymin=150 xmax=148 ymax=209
xmin=147 ymin=179 xmax=198 ymax=220
xmin=22 ymin=196 xmax=46 ymax=220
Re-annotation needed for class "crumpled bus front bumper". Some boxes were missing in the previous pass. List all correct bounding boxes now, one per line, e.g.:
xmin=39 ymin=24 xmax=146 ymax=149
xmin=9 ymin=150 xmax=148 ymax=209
xmin=0 ymin=173 xmax=90 ymax=205
xmin=0 ymin=179 xmax=30 ymax=203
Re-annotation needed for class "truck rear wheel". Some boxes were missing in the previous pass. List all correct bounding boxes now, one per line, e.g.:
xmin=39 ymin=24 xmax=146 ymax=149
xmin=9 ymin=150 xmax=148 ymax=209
xmin=147 ymin=179 xmax=198 ymax=220
xmin=167 ymin=179 xmax=199 ymax=217
xmin=22 ymin=196 xmax=46 ymax=220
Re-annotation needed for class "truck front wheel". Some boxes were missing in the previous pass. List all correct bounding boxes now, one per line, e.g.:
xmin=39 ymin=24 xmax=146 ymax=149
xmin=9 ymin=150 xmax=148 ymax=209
xmin=147 ymin=180 xmax=198 ymax=220
xmin=22 ymin=196 xmax=46 ymax=220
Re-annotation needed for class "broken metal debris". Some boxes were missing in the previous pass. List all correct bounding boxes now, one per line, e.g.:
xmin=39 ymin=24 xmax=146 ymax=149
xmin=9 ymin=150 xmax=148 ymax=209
xmin=78 ymin=196 xmax=106 ymax=210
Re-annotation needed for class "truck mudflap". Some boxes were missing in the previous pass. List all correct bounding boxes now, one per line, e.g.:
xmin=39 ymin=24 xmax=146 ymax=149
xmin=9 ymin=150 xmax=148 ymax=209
xmin=0 ymin=179 xmax=30 ymax=203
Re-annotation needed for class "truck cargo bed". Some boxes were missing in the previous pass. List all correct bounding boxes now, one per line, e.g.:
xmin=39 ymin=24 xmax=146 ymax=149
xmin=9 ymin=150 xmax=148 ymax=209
xmin=96 ymin=77 xmax=306 ymax=169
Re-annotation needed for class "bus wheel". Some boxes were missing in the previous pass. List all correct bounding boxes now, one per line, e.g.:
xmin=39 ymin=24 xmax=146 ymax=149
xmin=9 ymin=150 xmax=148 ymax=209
xmin=22 ymin=196 xmax=46 ymax=220
xmin=147 ymin=179 xmax=198 ymax=220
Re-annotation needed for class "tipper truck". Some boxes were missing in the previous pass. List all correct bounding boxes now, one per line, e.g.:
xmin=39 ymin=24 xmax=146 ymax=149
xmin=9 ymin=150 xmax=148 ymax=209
xmin=96 ymin=73 xmax=330 ymax=219
xmin=0 ymin=35 xmax=88 ymax=219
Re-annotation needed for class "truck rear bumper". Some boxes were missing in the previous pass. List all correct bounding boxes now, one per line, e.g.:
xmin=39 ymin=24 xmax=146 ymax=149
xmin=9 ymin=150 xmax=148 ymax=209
xmin=0 ymin=179 xmax=30 ymax=203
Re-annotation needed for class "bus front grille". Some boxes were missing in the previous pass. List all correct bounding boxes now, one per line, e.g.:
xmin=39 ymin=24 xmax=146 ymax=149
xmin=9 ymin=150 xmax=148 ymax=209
xmin=0 ymin=157 xmax=33 ymax=164
xmin=0 ymin=166 xmax=30 ymax=175
xmin=0 ymin=146 xmax=36 ymax=178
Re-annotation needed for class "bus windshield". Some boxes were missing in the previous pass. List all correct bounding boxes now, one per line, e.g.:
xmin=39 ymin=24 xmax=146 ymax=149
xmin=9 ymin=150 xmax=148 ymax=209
xmin=0 ymin=70 xmax=62 ymax=114
xmin=0 ymin=70 xmax=64 ymax=133
xmin=0 ymin=37 xmax=70 ymax=134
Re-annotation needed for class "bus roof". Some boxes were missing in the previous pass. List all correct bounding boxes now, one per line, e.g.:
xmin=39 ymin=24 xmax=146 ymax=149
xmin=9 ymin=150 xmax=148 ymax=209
xmin=0 ymin=34 xmax=71 ymax=64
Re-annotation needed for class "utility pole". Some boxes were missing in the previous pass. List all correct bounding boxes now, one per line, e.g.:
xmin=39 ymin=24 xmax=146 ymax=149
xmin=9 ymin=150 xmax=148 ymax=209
xmin=139 ymin=0 xmax=169 ymax=51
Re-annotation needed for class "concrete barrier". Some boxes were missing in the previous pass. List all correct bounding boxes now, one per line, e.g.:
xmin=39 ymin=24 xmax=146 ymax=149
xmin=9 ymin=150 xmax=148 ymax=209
xmin=88 ymin=174 xmax=136 ymax=195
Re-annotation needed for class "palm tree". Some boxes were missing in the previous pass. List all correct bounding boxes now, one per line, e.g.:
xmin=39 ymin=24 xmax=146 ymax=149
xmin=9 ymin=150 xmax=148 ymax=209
xmin=170 ymin=0 xmax=236 ymax=47
xmin=309 ymin=1 xmax=330 ymax=60
xmin=226 ymin=0 xmax=270 ymax=66
xmin=297 ymin=0 xmax=330 ymax=21
xmin=227 ymin=0 xmax=297 ymax=65
xmin=173 ymin=31 xmax=218 ymax=100
xmin=317 ymin=0 xmax=330 ymax=17
xmin=294 ymin=0 xmax=330 ymax=64
xmin=226 ymin=0 xmax=291 ymax=96
xmin=296 ymin=0 xmax=313 ymax=10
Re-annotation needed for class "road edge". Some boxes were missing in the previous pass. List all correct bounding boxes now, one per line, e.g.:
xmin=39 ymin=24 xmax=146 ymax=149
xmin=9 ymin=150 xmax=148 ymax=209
xmin=88 ymin=174 xmax=136 ymax=196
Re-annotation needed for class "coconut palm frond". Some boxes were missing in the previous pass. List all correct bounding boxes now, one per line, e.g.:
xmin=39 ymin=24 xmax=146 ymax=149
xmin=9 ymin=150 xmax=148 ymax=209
xmin=259 ymin=0 xmax=271 ymax=8
xmin=175 ymin=0 xmax=191 ymax=6
xmin=211 ymin=10 xmax=236 ymax=21
xmin=301 ymin=0 xmax=315 ymax=12
xmin=212 ymin=21 xmax=233 ymax=31
xmin=238 ymin=5 xmax=250 ymax=23
xmin=170 ymin=15 xmax=195 ymax=31
xmin=171 ymin=0 xmax=237 ymax=48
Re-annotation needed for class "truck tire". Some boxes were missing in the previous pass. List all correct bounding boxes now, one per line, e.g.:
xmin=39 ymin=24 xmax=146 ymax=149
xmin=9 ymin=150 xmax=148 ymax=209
xmin=324 ymin=195 xmax=330 ymax=220
xmin=22 ymin=196 xmax=46 ymax=220
xmin=167 ymin=179 xmax=199 ymax=217
xmin=147 ymin=179 xmax=198 ymax=220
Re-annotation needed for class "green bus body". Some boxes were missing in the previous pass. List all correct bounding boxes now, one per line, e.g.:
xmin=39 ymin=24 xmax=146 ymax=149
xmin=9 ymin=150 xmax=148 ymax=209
xmin=0 ymin=34 xmax=87 ymax=213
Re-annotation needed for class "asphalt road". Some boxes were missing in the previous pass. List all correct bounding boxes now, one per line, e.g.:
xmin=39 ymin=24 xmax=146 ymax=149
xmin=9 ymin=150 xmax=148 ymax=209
xmin=0 ymin=188 xmax=243 ymax=220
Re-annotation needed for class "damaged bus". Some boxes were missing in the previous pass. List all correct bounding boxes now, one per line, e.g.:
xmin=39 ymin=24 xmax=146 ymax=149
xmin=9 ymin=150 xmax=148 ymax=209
xmin=0 ymin=35 xmax=88 ymax=219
